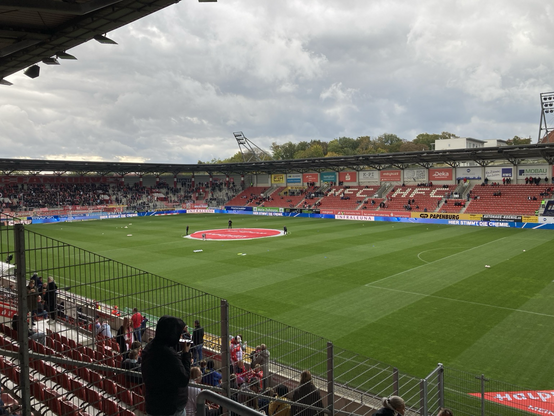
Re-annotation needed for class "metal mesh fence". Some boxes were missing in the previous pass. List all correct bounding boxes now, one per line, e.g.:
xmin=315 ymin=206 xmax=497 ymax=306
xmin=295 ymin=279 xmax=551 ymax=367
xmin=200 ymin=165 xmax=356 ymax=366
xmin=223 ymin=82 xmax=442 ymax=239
xmin=0 ymin=221 xmax=545 ymax=416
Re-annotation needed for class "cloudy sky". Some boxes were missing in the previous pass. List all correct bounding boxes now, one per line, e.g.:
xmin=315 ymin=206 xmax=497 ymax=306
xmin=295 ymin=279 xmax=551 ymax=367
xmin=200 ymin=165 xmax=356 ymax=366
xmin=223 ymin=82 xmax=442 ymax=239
xmin=1 ymin=0 xmax=553 ymax=164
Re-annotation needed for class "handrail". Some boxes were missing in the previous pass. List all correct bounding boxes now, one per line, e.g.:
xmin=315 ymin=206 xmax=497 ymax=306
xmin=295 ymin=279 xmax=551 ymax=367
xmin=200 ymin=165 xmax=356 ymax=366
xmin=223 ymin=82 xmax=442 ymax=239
xmin=196 ymin=390 xmax=262 ymax=416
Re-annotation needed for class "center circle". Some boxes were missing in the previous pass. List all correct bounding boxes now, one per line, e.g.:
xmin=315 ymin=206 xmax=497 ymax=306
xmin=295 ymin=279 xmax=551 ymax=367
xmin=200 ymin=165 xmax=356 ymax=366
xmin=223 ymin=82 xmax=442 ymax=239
xmin=187 ymin=228 xmax=283 ymax=241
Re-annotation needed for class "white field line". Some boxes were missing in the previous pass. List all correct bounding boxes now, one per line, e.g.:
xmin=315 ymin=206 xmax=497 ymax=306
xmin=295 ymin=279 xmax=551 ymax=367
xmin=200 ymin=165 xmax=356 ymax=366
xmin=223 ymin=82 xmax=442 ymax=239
xmin=365 ymin=236 xmax=510 ymax=287
xmin=363 ymin=285 xmax=554 ymax=318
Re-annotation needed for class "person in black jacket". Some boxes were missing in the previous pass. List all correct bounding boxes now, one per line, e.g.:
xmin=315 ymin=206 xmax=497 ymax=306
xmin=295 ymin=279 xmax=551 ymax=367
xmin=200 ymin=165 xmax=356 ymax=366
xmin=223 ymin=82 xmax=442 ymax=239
xmin=191 ymin=319 xmax=204 ymax=364
xmin=142 ymin=315 xmax=192 ymax=416
xmin=291 ymin=370 xmax=323 ymax=416
xmin=373 ymin=396 xmax=405 ymax=416
xmin=45 ymin=276 xmax=57 ymax=321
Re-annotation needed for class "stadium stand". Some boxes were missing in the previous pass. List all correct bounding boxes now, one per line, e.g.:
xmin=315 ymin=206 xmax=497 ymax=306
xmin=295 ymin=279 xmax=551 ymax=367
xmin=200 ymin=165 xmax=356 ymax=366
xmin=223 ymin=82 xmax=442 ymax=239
xmin=379 ymin=185 xmax=458 ymax=213
xmin=464 ymin=184 xmax=551 ymax=215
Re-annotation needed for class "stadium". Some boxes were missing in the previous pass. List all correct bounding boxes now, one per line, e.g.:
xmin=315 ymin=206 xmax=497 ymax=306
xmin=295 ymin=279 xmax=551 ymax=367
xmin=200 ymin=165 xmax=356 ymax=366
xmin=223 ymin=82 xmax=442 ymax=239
xmin=1 ymin=2 xmax=554 ymax=416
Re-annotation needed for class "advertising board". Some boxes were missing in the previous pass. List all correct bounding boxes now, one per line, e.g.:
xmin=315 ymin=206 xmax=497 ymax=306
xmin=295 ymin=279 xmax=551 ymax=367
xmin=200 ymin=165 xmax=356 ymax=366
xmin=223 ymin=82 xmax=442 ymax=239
xmin=286 ymin=174 xmax=302 ymax=184
xmin=321 ymin=172 xmax=337 ymax=182
xmin=517 ymin=165 xmax=549 ymax=179
xmin=429 ymin=168 xmax=453 ymax=181
xmin=271 ymin=174 xmax=286 ymax=184
xmin=485 ymin=167 xmax=513 ymax=180
xmin=359 ymin=170 xmax=379 ymax=182
xmin=404 ymin=169 xmax=426 ymax=182
xmin=339 ymin=171 xmax=357 ymax=183
xmin=302 ymin=173 xmax=319 ymax=183
xmin=456 ymin=167 xmax=482 ymax=180
xmin=380 ymin=170 xmax=401 ymax=182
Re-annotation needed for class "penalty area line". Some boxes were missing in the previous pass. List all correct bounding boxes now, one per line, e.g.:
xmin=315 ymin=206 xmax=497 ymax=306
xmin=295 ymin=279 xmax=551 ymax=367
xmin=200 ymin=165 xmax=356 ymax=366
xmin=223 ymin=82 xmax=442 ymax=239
xmin=366 ymin=236 xmax=510 ymax=287
xmin=363 ymin=285 xmax=554 ymax=318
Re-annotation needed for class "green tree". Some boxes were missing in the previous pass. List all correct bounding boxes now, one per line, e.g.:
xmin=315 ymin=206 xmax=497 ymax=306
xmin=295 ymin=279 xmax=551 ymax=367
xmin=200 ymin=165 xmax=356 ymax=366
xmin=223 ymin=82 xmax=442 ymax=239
xmin=295 ymin=144 xmax=325 ymax=159
xmin=399 ymin=141 xmax=429 ymax=152
xmin=376 ymin=133 xmax=403 ymax=153
xmin=271 ymin=141 xmax=297 ymax=160
xmin=506 ymin=136 xmax=532 ymax=146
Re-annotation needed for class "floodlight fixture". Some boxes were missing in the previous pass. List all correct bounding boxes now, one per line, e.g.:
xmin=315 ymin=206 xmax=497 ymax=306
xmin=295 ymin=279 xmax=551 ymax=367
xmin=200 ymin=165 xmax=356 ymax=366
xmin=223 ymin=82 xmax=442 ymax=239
xmin=0 ymin=78 xmax=13 ymax=86
xmin=57 ymin=51 xmax=77 ymax=60
xmin=42 ymin=57 xmax=60 ymax=65
xmin=94 ymin=34 xmax=118 ymax=45
xmin=538 ymin=91 xmax=554 ymax=142
xmin=24 ymin=65 xmax=40 ymax=79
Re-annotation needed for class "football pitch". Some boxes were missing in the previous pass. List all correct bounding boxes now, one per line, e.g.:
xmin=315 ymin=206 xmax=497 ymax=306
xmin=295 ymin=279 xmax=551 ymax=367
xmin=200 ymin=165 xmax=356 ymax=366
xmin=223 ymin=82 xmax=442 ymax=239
xmin=30 ymin=214 xmax=554 ymax=389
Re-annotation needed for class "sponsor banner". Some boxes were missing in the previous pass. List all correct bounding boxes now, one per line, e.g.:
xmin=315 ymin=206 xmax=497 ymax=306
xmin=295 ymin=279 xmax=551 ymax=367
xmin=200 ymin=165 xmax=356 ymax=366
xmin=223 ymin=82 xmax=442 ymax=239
xmin=339 ymin=171 xmax=357 ymax=183
xmin=359 ymin=170 xmax=379 ymax=182
xmin=224 ymin=206 xmax=253 ymax=212
xmin=404 ymin=169 xmax=427 ymax=182
xmin=413 ymin=212 xmax=483 ymax=221
xmin=321 ymin=172 xmax=337 ymax=182
xmin=429 ymin=168 xmax=453 ymax=181
xmin=271 ymin=174 xmax=286 ymax=184
xmin=303 ymin=173 xmax=319 ymax=183
xmin=482 ymin=214 xmax=521 ymax=222
xmin=517 ymin=165 xmax=549 ymax=178
xmin=0 ymin=175 xmax=119 ymax=184
xmin=192 ymin=203 xmax=208 ymax=209
xmin=456 ymin=167 xmax=482 ymax=180
xmin=253 ymin=207 xmax=284 ymax=213
xmin=376 ymin=211 xmax=412 ymax=218
xmin=253 ymin=211 xmax=283 ymax=217
xmin=334 ymin=210 xmax=375 ymax=216
xmin=185 ymin=209 xmax=215 ymax=214
xmin=468 ymin=390 xmax=554 ymax=416
xmin=287 ymin=173 xmax=302 ymax=184
xmin=335 ymin=215 xmax=374 ymax=221
xmin=522 ymin=215 xmax=538 ymax=223
xmin=485 ymin=167 xmax=513 ymax=180
xmin=446 ymin=220 xmax=512 ymax=228
xmin=380 ymin=170 xmax=401 ymax=182
xmin=539 ymin=216 xmax=554 ymax=224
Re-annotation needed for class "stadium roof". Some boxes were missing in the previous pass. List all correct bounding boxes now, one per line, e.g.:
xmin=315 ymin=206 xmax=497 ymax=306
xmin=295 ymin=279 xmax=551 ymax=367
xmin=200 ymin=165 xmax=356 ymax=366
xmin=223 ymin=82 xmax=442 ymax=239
xmin=0 ymin=144 xmax=553 ymax=176
xmin=0 ymin=0 xmax=208 ymax=83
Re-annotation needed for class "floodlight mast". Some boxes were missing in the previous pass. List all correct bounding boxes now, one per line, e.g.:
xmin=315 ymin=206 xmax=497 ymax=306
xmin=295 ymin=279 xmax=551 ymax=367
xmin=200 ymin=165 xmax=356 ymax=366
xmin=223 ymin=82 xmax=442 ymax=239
xmin=233 ymin=132 xmax=272 ymax=162
xmin=538 ymin=91 xmax=554 ymax=143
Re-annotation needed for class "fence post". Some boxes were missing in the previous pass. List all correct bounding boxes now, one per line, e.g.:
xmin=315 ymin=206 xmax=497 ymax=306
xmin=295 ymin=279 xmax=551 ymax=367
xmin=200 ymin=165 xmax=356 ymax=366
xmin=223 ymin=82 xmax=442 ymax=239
xmin=393 ymin=367 xmax=399 ymax=396
xmin=437 ymin=364 xmax=444 ymax=410
xmin=419 ymin=379 xmax=427 ymax=416
xmin=327 ymin=341 xmax=334 ymax=416
xmin=15 ymin=224 xmax=31 ymax=416
xmin=477 ymin=374 xmax=489 ymax=416
xmin=221 ymin=299 xmax=230 ymax=399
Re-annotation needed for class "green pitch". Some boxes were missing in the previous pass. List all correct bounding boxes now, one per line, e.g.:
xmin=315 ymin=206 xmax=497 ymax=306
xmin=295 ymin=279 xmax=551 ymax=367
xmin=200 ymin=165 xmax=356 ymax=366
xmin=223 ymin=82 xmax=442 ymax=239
xmin=30 ymin=214 xmax=554 ymax=388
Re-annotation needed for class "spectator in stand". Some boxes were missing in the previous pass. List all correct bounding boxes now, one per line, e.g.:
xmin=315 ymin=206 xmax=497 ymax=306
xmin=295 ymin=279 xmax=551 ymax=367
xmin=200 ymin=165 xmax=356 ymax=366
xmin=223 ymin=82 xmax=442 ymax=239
xmin=291 ymin=370 xmax=323 ymax=416
xmin=117 ymin=316 xmax=133 ymax=354
xmin=131 ymin=307 xmax=143 ymax=343
xmin=230 ymin=335 xmax=244 ymax=374
xmin=45 ymin=276 xmax=57 ymax=321
xmin=192 ymin=319 xmax=204 ymax=364
xmin=253 ymin=344 xmax=271 ymax=389
xmin=201 ymin=359 xmax=222 ymax=386
xmin=142 ymin=316 xmax=192 ymax=416
xmin=269 ymin=385 xmax=291 ymax=416
xmin=185 ymin=367 xmax=203 ymax=416
xmin=98 ymin=317 xmax=113 ymax=338
xmin=26 ymin=279 xmax=38 ymax=325
xmin=373 ymin=396 xmax=405 ymax=416
xmin=122 ymin=348 xmax=143 ymax=383
xmin=34 ymin=295 xmax=48 ymax=321
xmin=12 ymin=314 xmax=45 ymax=345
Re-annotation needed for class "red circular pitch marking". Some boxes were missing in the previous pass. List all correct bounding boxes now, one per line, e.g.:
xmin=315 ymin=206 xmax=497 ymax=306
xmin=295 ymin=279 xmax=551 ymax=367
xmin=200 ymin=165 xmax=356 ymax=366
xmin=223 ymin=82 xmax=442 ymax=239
xmin=187 ymin=228 xmax=283 ymax=241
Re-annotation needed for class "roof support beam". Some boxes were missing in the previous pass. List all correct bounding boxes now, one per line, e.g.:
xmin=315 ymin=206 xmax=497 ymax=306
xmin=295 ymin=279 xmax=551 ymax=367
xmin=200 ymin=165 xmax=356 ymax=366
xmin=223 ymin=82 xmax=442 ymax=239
xmin=0 ymin=0 xmax=125 ymax=16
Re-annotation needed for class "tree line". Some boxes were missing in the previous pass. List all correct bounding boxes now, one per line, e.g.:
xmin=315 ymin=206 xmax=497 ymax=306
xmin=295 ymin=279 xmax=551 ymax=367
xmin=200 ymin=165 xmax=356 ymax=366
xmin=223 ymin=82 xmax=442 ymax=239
xmin=199 ymin=133 xmax=531 ymax=164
